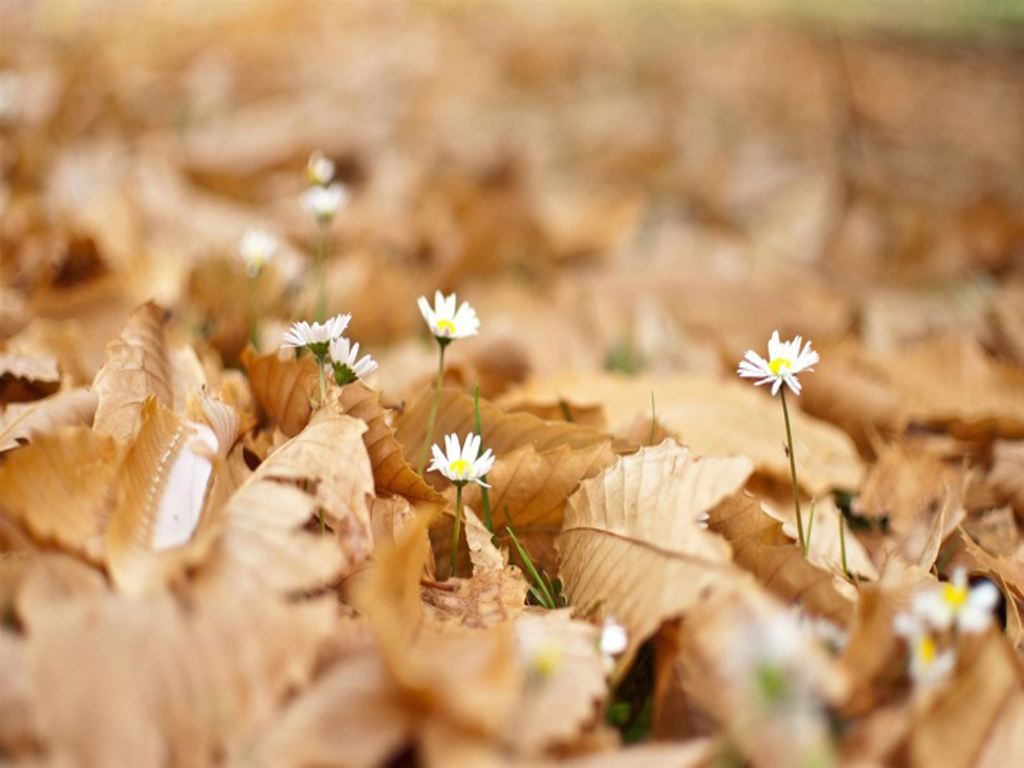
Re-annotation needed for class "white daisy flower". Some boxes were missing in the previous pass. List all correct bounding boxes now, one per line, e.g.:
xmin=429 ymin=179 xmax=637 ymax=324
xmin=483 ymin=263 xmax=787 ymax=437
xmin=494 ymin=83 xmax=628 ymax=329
xmin=306 ymin=150 xmax=335 ymax=186
xmin=281 ymin=313 xmax=351 ymax=357
xmin=427 ymin=432 xmax=494 ymax=487
xmin=894 ymin=613 xmax=956 ymax=687
xmin=738 ymin=330 xmax=819 ymax=396
xmin=238 ymin=229 xmax=278 ymax=277
xmin=328 ymin=336 xmax=377 ymax=385
xmin=516 ymin=618 xmax=562 ymax=679
xmin=912 ymin=568 xmax=1000 ymax=635
xmin=302 ymin=182 xmax=348 ymax=223
xmin=598 ymin=616 xmax=628 ymax=673
xmin=417 ymin=291 xmax=480 ymax=343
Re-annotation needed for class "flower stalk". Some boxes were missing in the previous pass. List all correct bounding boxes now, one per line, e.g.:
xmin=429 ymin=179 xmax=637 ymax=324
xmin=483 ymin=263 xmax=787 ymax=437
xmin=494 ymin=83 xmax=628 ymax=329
xmin=779 ymin=387 xmax=805 ymax=551
xmin=418 ymin=339 xmax=448 ymax=474
xmin=447 ymin=482 xmax=464 ymax=580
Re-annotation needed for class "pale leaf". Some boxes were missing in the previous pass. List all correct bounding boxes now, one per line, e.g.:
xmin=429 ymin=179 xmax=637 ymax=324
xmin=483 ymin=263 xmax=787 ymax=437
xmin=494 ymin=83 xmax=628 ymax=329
xmin=241 ymin=346 xmax=316 ymax=437
xmin=0 ymin=388 xmax=97 ymax=453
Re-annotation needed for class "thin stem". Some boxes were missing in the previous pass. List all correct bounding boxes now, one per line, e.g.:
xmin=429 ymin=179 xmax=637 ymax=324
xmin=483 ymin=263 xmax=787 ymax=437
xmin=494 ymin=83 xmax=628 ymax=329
xmin=838 ymin=509 xmax=849 ymax=578
xmin=649 ymin=390 xmax=657 ymax=446
xmin=247 ymin=284 xmax=260 ymax=350
xmin=417 ymin=341 xmax=445 ymax=474
xmin=507 ymin=524 xmax=556 ymax=609
xmin=446 ymin=483 xmax=464 ymax=581
xmin=804 ymin=498 xmax=816 ymax=557
xmin=780 ymin=387 xmax=806 ymax=551
xmin=473 ymin=384 xmax=494 ymax=533
xmin=314 ymin=220 xmax=329 ymax=323
xmin=317 ymin=355 xmax=327 ymax=406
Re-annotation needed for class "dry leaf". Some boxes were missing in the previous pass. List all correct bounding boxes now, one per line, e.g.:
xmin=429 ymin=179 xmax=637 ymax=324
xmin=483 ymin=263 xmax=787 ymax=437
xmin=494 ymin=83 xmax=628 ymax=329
xmin=0 ymin=426 xmax=123 ymax=562
xmin=241 ymin=346 xmax=316 ymax=437
xmin=0 ymin=388 xmax=97 ymax=453
xmin=557 ymin=440 xmax=752 ymax=669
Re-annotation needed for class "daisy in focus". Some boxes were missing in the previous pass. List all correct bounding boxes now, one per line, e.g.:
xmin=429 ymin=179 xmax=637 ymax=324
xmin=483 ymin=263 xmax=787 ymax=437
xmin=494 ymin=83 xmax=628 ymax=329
xmin=428 ymin=431 xmax=495 ymax=579
xmin=912 ymin=568 xmax=999 ymax=635
xmin=416 ymin=291 xmax=480 ymax=473
xmin=428 ymin=432 xmax=495 ymax=487
xmin=306 ymin=150 xmax=335 ymax=186
xmin=418 ymin=291 xmax=480 ymax=343
xmin=328 ymin=336 xmax=378 ymax=385
xmin=281 ymin=314 xmax=351 ymax=357
xmin=738 ymin=330 xmax=819 ymax=396
xmin=737 ymin=330 xmax=820 ymax=553
xmin=238 ymin=229 xmax=278 ymax=278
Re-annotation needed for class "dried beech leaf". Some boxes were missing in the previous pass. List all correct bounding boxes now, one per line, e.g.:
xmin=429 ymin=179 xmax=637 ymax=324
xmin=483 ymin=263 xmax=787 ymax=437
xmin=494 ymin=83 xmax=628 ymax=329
xmin=0 ymin=632 xmax=40 ymax=756
xmin=708 ymin=493 xmax=854 ymax=627
xmin=335 ymin=381 xmax=445 ymax=503
xmin=557 ymin=440 xmax=752 ymax=669
xmin=241 ymin=346 xmax=316 ymax=437
xmin=422 ymin=565 xmax=529 ymax=629
xmin=105 ymin=398 xmax=225 ymax=595
xmin=989 ymin=440 xmax=1024 ymax=515
xmin=502 ymin=372 xmax=863 ymax=495
xmin=12 ymin=553 xmax=109 ymax=629
xmin=0 ymin=388 xmax=97 ymax=453
xmin=92 ymin=301 xmax=207 ymax=442
xmin=237 ymin=648 xmax=412 ymax=768
xmin=0 ymin=426 xmax=123 ymax=561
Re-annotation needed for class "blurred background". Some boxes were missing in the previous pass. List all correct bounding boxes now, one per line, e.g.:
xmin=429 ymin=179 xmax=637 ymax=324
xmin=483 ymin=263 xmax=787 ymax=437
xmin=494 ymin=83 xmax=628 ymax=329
xmin=2 ymin=0 xmax=1023 ymax=400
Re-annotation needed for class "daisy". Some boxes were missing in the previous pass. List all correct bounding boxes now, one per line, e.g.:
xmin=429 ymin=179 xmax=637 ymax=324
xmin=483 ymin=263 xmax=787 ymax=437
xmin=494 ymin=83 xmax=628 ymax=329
xmin=328 ymin=336 xmax=378 ymax=385
xmin=306 ymin=150 xmax=335 ymax=186
xmin=517 ymin=618 xmax=562 ymax=679
xmin=912 ymin=568 xmax=1000 ymax=635
xmin=238 ymin=229 xmax=278 ymax=277
xmin=302 ymin=182 xmax=348 ymax=223
xmin=417 ymin=291 xmax=480 ymax=343
xmin=894 ymin=613 xmax=956 ymax=688
xmin=428 ymin=432 xmax=495 ymax=487
xmin=280 ymin=314 xmax=351 ymax=357
xmin=738 ymin=330 xmax=819 ymax=397
xmin=428 ymin=432 xmax=495 ymax=580
xmin=599 ymin=617 xmax=628 ymax=674
xmin=736 ymin=330 xmax=820 ymax=552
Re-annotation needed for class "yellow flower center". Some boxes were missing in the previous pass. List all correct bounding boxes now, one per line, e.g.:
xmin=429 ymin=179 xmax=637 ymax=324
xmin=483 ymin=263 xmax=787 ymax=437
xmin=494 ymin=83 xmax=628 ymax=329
xmin=918 ymin=635 xmax=936 ymax=666
xmin=533 ymin=643 xmax=562 ymax=677
xmin=942 ymin=582 xmax=968 ymax=609
xmin=448 ymin=458 xmax=469 ymax=478
xmin=768 ymin=357 xmax=792 ymax=375
xmin=436 ymin=319 xmax=456 ymax=335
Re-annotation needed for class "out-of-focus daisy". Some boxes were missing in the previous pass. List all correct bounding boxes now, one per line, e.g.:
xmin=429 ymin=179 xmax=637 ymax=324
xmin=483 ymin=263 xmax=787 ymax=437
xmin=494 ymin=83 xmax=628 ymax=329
xmin=238 ymin=229 xmax=278 ymax=277
xmin=738 ymin=330 xmax=819 ymax=397
xmin=306 ymin=150 xmax=335 ymax=186
xmin=894 ymin=613 xmax=956 ymax=688
xmin=912 ymin=568 xmax=999 ymax=635
xmin=417 ymin=291 xmax=480 ymax=343
xmin=428 ymin=432 xmax=494 ymax=487
xmin=429 ymin=432 xmax=495 ymax=580
xmin=517 ymin=619 xmax=562 ymax=679
xmin=599 ymin=617 xmax=628 ymax=674
xmin=281 ymin=314 xmax=351 ymax=357
xmin=302 ymin=182 xmax=348 ymax=223
xmin=328 ymin=336 xmax=377 ymax=385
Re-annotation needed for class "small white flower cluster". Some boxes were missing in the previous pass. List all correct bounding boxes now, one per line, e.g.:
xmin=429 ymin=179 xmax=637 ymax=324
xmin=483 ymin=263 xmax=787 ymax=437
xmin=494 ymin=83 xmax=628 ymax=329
xmin=281 ymin=312 xmax=377 ymax=386
xmin=893 ymin=567 xmax=1000 ymax=688
xmin=302 ymin=150 xmax=348 ymax=223
xmin=238 ymin=228 xmax=279 ymax=278
xmin=428 ymin=432 xmax=494 ymax=487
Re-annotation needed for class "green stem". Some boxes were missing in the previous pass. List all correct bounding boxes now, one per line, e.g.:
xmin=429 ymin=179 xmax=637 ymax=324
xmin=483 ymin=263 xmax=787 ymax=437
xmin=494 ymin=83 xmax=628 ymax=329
xmin=507 ymin=524 xmax=556 ymax=609
xmin=804 ymin=498 xmax=816 ymax=557
xmin=247 ymin=284 xmax=260 ymax=350
xmin=780 ymin=387 xmax=806 ymax=552
xmin=317 ymin=355 xmax=327 ymax=406
xmin=417 ymin=341 xmax=446 ymax=474
xmin=473 ymin=385 xmax=493 ymax=533
xmin=649 ymin=390 xmax=657 ymax=446
xmin=314 ymin=220 xmax=329 ymax=323
xmin=447 ymin=483 xmax=464 ymax=580
xmin=839 ymin=509 xmax=849 ymax=578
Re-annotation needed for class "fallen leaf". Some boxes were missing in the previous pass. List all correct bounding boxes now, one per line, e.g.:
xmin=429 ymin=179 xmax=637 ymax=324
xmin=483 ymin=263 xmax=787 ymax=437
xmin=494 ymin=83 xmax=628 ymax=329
xmin=0 ymin=388 xmax=97 ymax=453
xmin=241 ymin=346 xmax=316 ymax=437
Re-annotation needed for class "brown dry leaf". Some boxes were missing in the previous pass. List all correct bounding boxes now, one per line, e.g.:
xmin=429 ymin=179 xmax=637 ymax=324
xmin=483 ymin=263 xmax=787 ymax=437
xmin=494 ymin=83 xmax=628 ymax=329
xmin=0 ymin=631 xmax=41 ymax=756
xmin=907 ymin=631 xmax=1023 ymax=768
xmin=0 ymin=353 xmax=61 ymax=402
xmin=989 ymin=440 xmax=1024 ymax=516
xmin=708 ymin=493 xmax=854 ymax=627
xmin=335 ymin=381 xmax=445 ymax=503
xmin=241 ymin=346 xmax=317 ymax=437
xmin=883 ymin=336 xmax=1024 ymax=438
xmin=501 ymin=372 xmax=864 ymax=495
xmin=0 ymin=426 xmax=123 ymax=562
xmin=92 ymin=301 xmax=207 ymax=442
xmin=11 ymin=553 xmax=109 ymax=630
xmin=26 ymin=578 xmax=335 ymax=767
xmin=0 ymin=387 xmax=97 ymax=453
xmin=237 ymin=647 xmax=413 ymax=768
xmin=557 ymin=440 xmax=752 ymax=669
xmin=105 ymin=398 xmax=225 ymax=596
xmin=991 ymin=279 xmax=1024 ymax=366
